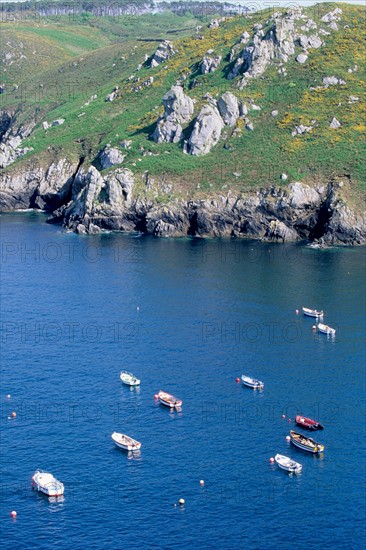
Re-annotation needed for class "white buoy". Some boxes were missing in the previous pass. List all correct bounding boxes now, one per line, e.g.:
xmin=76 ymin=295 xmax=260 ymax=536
xmin=286 ymin=436 xmax=291 ymax=442
xmin=199 ymin=480 xmax=205 ymax=486
xmin=137 ymin=306 xmax=139 ymax=311
xmin=6 ymin=394 xmax=11 ymax=399
xmin=269 ymin=457 xmax=275 ymax=463
xmin=179 ymin=498 xmax=185 ymax=505
xmin=10 ymin=511 xmax=17 ymax=518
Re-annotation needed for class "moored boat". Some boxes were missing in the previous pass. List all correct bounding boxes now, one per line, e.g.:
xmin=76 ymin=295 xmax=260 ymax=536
xmin=112 ymin=432 xmax=141 ymax=451
xmin=295 ymin=415 xmax=324 ymax=431
xmin=120 ymin=370 xmax=140 ymax=386
xmin=274 ymin=454 xmax=302 ymax=474
xmin=317 ymin=322 xmax=336 ymax=335
xmin=302 ymin=307 xmax=324 ymax=318
xmin=32 ymin=470 xmax=64 ymax=497
xmin=290 ymin=430 xmax=324 ymax=453
xmin=158 ymin=390 xmax=182 ymax=409
xmin=241 ymin=375 xmax=264 ymax=389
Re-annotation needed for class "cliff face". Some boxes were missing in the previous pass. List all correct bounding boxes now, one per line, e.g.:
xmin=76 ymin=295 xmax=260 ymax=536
xmin=2 ymin=159 xmax=363 ymax=245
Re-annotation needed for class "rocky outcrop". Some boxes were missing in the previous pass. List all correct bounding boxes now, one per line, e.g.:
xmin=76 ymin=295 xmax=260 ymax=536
xmin=99 ymin=146 xmax=125 ymax=170
xmin=187 ymin=102 xmax=224 ymax=156
xmin=0 ymin=157 xmax=79 ymax=210
xmin=227 ymin=7 xmax=334 ymax=87
xmin=149 ymin=40 xmax=175 ymax=68
xmin=153 ymin=85 xmax=194 ymax=144
xmin=50 ymin=165 xmax=137 ymax=233
xmin=217 ymin=92 xmax=240 ymax=127
xmin=1 ymin=158 xmax=364 ymax=245
xmin=0 ymin=113 xmax=34 ymax=168
xmin=200 ymin=55 xmax=222 ymax=74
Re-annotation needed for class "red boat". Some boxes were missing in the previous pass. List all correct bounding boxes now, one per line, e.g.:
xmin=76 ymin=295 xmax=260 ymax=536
xmin=295 ymin=415 xmax=324 ymax=431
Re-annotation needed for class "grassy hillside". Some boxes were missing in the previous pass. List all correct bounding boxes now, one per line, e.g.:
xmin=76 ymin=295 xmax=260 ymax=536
xmin=1 ymin=3 xmax=365 ymax=202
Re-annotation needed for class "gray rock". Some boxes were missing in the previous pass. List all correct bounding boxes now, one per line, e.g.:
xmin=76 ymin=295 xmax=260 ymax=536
xmin=271 ymin=110 xmax=279 ymax=116
xmin=188 ymin=103 xmax=224 ymax=156
xmin=321 ymin=8 xmax=342 ymax=23
xmin=291 ymin=124 xmax=312 ymax=136
xmin=42 ymin=121 xmax=49 ymax=130
xmin=99 ymin=146 xmax=125 ymax=170
xmin=329 ymin=117 xmax=341 ymax=129
xmin=150 ymin=40 xmax=175 ymax=68
xmin=153 ymin=85 xmax=194 ymax=144
xmin=329 ymin=22 xmax=338 ymax=31
xmin=323 ymin=76 xmax=346 ymax=87
xmin=200 ymin=55 xmax=222 ymax=74
xmin=296 ymin=54 xmax=308 ymax=64
xmin=281 ymin=173 xmax=288 ymax=180
xmin=51 ymin=119 xmax=65 ymax=126
xmin=217 ymin=92 xmax=240 ymax=126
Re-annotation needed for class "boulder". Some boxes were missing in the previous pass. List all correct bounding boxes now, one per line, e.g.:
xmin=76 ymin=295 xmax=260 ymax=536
xmin=51 ymin=119 xmax=65 ymax=126
xmin=217 ymin=92 xmax=240 ymax=126
xmin=188 ymin=103 xmax=224 ymax=156
xmin=291 ymin=124 xmax=312 ymax=136
xmin=296 ymin=54 xmax=308 ymax=63
xmin=200 ymin=55 xmax=222 ymax=74
xmin=321 ymin=8 xmax=342 ymax=23
xmin=99 ymin=146 xmax=125 ymax=170
xmin=152 ymin=85 xmax=194 ymax=144
xmin=150 ymin=40 xmax=175 ymax=68
xmin=329 ymin=117 xmax=341 ymax=129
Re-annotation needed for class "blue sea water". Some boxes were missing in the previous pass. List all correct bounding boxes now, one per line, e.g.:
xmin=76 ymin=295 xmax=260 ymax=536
xmin=0 ymin=212 xmax=365 ymax=550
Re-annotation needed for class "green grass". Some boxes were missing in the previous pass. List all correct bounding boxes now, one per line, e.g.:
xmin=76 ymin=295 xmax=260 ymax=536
xmin=1 ymin=3 xmax=365 ymax=206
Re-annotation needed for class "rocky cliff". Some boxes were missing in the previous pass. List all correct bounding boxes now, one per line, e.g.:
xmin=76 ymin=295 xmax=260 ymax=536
xmin=2 ymin=158 xmax=363 ymax=245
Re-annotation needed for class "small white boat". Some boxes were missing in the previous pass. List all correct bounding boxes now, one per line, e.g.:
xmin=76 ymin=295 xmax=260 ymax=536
xmin=241 ymin=375 xmax=264 ymax=389
xmin=120 ymin=370 xmax=140 ymax=386
xmin=274 ymin=454 xmax=302 ymax=474
xmin=112 ymin=432 xmax=141 ymax=451
xmin=158 ymin=390 xmax=182 ymax=409
xmin=32 ymin=470 xmax=64 ymax=497
xmin=317 ymin=322 xmax=336 ymax=335
xmin=302 ymin=307 xmax=323 ymax=318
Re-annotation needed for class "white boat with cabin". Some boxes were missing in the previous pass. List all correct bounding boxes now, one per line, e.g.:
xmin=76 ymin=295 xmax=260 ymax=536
xmin=274 ymin=454 xmax=302 ymax=474
xmin=241 ymin=375 xmax=264 ymax=389
xmin=302 ymin=307 xmax=323 ymax=318
xmin=317 ymin=322 xmax=336 ymax=335
xmin=120 ymin=370 xmax=140 ymax=386
xmin=32 ymin=470 xmax=64 ymax=497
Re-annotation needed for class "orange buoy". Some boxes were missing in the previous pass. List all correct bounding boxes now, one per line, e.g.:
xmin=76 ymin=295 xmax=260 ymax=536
xmin=235 ymin=378 xmax=240 ymax=383
xmin=10 ymin=511 xmax=17 ymax=518
xmin=288 ymin=418 xmax=291 ymax=422
xmin=269 ymin=457 xmax=275 ymax=463
xmin=11 ymin=412 xmax=16 ymax=418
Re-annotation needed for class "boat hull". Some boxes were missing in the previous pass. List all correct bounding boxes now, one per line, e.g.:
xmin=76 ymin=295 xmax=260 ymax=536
xmin=32 ymin=471 xmax=64 ymax=497
xmin=295 ymin=415 xmax=324 ymax=430
xmin=290 ymin=431 xmax=324 ymax=453
xmin=120 ymin=371 xmax=140 ymax=386
xmin=112 ymin=432 xmax=141 ymax=451
xmin=317 ymin=323 xmax=336 ymax=335
xmin=274 ymin=454 xmax=302 ymax=474
xmin=158 ymin=391 xmax=182 ymax=408
xmin=302 ymin=307 xmax=323 ymax=318
xmin=241 ymin=375 xmax=264 ymax=389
